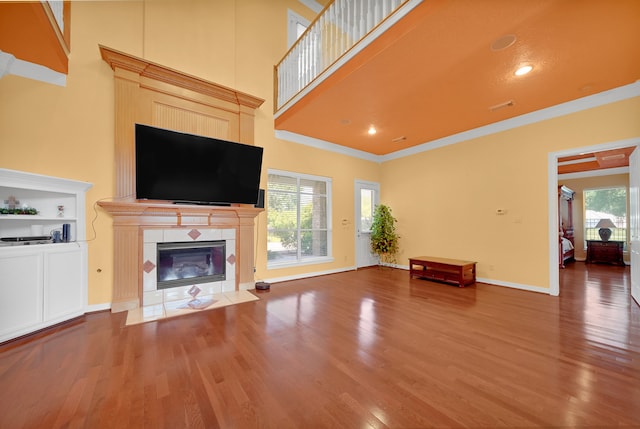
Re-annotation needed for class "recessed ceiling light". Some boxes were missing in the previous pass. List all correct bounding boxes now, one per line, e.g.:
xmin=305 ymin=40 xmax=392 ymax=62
xmin=515 ymin=65 xmax=533 ymax=76
xmin=368 ymin=126 xmax=377 ymax=135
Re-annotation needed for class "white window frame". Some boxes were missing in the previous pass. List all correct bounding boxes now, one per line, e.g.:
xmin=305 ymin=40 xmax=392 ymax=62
xmin=583 ymin=186 xmax=628 ymax=245
xmin=287 ymin=9 xmax=310 ymax=48
xmin=267 ymin=169 xmax=333 ymax=269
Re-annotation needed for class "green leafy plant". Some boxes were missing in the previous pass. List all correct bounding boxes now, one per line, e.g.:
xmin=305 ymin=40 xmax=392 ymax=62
xmin=370 ymin=204 xmax=399 ymax=265
xmin=0 ymin=207 xmax=38 ymax=215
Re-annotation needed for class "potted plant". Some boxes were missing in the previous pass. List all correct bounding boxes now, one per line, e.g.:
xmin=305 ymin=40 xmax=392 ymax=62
xmin=370 ymin=204 xmax=399 ymax=265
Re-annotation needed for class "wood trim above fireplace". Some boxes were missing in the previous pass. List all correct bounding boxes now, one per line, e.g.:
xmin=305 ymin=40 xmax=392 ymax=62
xmin=97 ymin=46 xmax=265 ymax=312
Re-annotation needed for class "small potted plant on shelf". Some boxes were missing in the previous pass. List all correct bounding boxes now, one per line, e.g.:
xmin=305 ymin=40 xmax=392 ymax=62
xmin=370 ymin=203 xmax=399 ymax=265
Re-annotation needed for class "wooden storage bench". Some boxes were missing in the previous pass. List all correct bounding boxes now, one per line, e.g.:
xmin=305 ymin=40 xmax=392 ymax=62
xmin=409 ymin=256 xmax=477 ymax=287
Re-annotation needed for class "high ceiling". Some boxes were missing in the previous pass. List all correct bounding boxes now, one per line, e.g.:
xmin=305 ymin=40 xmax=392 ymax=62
xmin=275 ymin=0 xmax=640 ymax=156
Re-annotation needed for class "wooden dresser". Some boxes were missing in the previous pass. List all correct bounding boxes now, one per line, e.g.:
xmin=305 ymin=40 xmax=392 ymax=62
xmin=586 ymin=240 xmax=625 ymax=266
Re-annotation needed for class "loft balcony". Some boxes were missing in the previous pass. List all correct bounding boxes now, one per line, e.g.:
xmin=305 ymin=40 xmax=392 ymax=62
xmin=273 ymin=0 xmax=640 ymax=157
xmin=275 ymin=0 xmax=416 ymax=114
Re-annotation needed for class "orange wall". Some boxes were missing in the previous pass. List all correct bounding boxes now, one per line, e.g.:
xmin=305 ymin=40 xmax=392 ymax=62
xmin=0 ymin=0 xmax=380 ymax=306
xmin=381 ymin=98 xmax=640 ymax=289
xmin=0 ymin=0 xmax=639 ymax=305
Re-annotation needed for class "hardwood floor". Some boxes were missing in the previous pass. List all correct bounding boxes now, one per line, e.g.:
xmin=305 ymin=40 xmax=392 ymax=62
xmin=1 ymin=263 xmax=639 ymax=428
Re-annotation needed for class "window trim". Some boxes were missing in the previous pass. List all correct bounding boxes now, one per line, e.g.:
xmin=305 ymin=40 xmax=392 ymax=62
xmin=287 ymin=9 xmax=310 ymax=48
xmin=267 ymin=168 xmax=333 ymax=269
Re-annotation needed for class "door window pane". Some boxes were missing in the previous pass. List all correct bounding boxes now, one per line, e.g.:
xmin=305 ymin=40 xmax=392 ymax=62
xmin=360 ymin=189 xmax=373 ymax=231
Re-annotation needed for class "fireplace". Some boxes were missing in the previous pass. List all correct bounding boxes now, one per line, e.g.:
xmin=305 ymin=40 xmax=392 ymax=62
xmin=98 ymin=47 xmax=264 ymax=313
xmin=157 ymin=241 xmax=225 ymax=289
xmin=141 ymin=227 xmax=237 ymax=308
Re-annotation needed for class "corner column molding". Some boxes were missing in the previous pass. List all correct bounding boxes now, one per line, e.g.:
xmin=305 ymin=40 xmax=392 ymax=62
xmin=98 ymin=45 xmax=265 ymax=312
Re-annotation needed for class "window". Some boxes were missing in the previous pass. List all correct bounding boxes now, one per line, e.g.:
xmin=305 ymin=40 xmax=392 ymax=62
xmin=360 ymin=188 xmax=374 ymax=232
xmin=267 ymin=170 xmax=332 ymax=267
xmin=287 ymin=10 xmax=309 ymax=48
xmin=584 ymin=187 xmax=627 ymax=243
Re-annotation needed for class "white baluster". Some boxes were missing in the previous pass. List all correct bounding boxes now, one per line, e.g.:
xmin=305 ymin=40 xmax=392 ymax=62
xmin=338 ymin=1 xmax=347 ymax=55
xmin=276 ymin=0 xmax=416 ymax=111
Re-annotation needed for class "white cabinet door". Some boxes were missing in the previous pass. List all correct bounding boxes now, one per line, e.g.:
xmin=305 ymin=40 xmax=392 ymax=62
xmin=0 ymin=249 xmax=43 ymax=340
xmin=44 ymin=246 xmax=84 ymax=322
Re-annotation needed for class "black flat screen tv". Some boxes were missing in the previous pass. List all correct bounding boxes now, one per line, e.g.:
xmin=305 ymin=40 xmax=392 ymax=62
xmin=135 ymin=124 xmax=263 ymax=205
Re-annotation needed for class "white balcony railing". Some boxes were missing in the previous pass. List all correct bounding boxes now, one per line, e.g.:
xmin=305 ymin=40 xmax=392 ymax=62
xmin=275 ymin=0 xmax=422 ymax=114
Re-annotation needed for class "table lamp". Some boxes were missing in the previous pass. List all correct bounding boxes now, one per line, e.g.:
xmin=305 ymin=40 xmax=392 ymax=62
xmin=595 ymin=218 xmax=616 ymax=241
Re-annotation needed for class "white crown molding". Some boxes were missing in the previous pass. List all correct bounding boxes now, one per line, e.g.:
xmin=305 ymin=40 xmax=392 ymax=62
xmin=274 ymin=130 xmax=382 ymax=163
xmin=0 ymin=51 xmax=16 ymax=78
xmin=0 ymin=50 xmax=66 ymax=86
xmin=276 ymin=81 xmax=640 ymax=163
xmin=381 ymin=81 xmax=640 ymax=162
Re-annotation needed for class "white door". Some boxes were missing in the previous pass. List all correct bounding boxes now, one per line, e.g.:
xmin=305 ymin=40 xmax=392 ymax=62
xmin=629 ymin=147 xmax=640 ymax=306
xmin=355 ymin=181 xmax=380 ymax=268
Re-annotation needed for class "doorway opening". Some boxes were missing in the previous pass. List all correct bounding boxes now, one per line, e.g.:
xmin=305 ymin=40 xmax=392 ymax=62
xmin=549 ymin=138 xmax=640 ymax=296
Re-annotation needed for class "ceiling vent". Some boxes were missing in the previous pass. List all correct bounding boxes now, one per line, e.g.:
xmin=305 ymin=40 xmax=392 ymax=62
xmin=489 ymin=100 xmax=514 ymax=112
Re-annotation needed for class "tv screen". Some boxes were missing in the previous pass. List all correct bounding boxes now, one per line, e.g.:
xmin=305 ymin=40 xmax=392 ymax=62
xmin=135 ymin=124 xmax=263 ymax=205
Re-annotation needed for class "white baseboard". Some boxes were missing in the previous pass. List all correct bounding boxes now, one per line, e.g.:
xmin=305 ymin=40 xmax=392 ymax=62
xmin=85 ymin=302 xmax=112 ymax=313
xmin=475 ymin=277 xmax=549 ymax=294
xmin=398 ymin=263 xmax=550 ymax=294
xmin=263 ymin=266 xmax=356 ymax=284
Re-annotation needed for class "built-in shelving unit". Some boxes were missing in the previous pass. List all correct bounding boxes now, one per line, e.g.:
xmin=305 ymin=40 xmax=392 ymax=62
xmin=0 ymin=168 xmax=92 ymax=343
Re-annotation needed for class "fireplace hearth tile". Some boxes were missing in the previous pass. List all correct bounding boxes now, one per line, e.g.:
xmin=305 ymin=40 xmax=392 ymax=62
xmin=224 ymin=290 xmax=260 ymax=304
xmin=126 ymin=304 xmax=165 ymax=325
xmin=222 ymin=279 xmax=235 ymax=293
xmin=125 ymin=290 xmax=259 ymax=326
xmin=143 ymin=290 xmax=163 ymax=306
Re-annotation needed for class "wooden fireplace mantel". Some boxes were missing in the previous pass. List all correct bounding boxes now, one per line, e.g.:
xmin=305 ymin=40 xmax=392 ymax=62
xmin=98 ymin=200 xmax=263 ymax=224
xmin=98 ymin=200 xmax=263 ymax=313
xmin=98 ymin=45 xmax=266 ymax=313
xmin=99 ymin=45 xmax=264 ymax=111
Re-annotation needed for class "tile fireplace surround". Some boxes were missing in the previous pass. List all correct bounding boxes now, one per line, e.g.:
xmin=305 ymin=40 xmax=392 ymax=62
xmin=98 ymin=200 xmax=263 ymax=313
xmin=142 ymin=227 xmax=236 ymax=306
